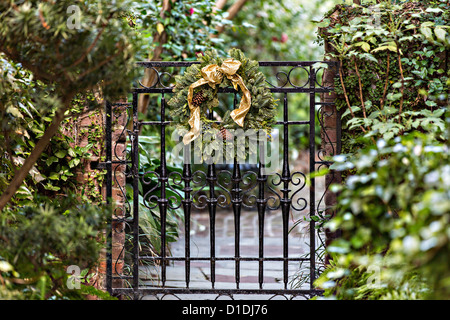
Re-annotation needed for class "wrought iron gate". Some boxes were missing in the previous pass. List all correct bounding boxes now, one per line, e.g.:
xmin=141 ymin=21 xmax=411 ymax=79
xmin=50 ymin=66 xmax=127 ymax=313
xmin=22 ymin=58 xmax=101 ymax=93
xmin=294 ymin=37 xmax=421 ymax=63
xmin=104 ymin=60 xmax=339 ymax=300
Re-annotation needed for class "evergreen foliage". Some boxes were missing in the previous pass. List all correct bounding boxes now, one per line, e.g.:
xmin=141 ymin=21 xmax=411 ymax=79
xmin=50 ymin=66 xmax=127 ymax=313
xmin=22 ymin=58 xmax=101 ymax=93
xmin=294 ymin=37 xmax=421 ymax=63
xmin=168 ymin=48 xmax=277 ymax=162
xmin=313 ymin=0 xmax=449 ymax=300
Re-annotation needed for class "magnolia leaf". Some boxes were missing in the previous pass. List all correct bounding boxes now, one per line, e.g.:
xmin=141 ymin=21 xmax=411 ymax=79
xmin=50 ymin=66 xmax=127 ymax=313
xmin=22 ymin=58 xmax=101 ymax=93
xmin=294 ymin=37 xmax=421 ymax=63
xmin=420 ymin=26 xmax=434 ymax=40
xmin=6 ymin=105 xmax=24 ymax=119
xmin=435 ymin=27 xmax=447 ymax=43
xmin=421 ymin=21 xmax=435 ymax=27
xmin=425 ymin=8 xmax=443 ymax=13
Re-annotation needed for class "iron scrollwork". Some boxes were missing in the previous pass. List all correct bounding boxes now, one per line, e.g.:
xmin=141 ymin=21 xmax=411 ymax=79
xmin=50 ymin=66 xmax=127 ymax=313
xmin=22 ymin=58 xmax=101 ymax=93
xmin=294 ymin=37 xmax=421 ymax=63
xmin=106 ymin=60 xmax=339 ymax=299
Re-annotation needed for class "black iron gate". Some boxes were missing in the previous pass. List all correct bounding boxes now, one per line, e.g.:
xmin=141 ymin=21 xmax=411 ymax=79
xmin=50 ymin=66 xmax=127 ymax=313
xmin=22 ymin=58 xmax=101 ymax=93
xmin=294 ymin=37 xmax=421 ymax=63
xmin=104 ymin=60 xmax=338 ymax=300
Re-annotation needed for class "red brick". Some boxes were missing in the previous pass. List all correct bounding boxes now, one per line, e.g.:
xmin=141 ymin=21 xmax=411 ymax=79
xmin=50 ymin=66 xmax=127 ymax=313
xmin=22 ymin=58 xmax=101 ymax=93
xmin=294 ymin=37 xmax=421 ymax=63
xmin=112 ymin=205 xmax=126 ymax=218
xmin=112 ymin=143 xmax=127 ymax=161
xmin=321 ymin=142 xmax=337 ymax=158
xmin=322 ymin=129 xmax=338 ymax=143
xmin=112 ymin=163 xmax=127 ymax=173
xmin=112 ymin=172 xmax=126 ymax=188
xmin=112 ymin=128 xmax=127 ymax=143
xmin=80 ymin=112 xmax=102 ymax=127
xmin=112 ymin=187 xmax=126 ymax=202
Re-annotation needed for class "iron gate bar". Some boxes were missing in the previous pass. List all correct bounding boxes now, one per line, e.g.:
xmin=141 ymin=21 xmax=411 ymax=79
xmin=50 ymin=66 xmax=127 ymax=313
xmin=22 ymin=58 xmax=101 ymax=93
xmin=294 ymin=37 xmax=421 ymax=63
xmin=137 ymin=60 xmax=334 ymax=67
xmin=231 ymin=94 xmax=241 ymax=289
xmin=111 ymin=288 xmax=324 ymax=297
xmin=182 ymin=142 xmax=192 ymax=289
xmin=257 ymin=139 xmax=266 ymax=289
xmin=137 ymin=257 xmax=310 ymax=262
xmin=139 ymin=120 xmax=311 ymax=126
xmin=134 ymin=87 xmax=332 ymax=94
xmin=309 ymin=67 xmax=317 ymax=289
xmin=105 ymin=60 xmax=338 ymax=300
xmin=132 ymin=91 xmax=139 ymax=294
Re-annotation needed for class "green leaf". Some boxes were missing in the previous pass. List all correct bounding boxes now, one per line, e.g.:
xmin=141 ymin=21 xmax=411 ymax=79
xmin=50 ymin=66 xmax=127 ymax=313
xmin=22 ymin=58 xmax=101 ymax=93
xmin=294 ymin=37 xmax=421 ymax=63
xmin=387 ymin=93 xmax=403 ymax=101
xmin=421 ymin=21 xmax=436 ymax=27
xmin=68 ymin=148 xmax=77 ymax=157
xmin=425 ymin=8 xmax=443 ymax=13
xmin=420 ymin=27 xmax=434 ymax=41
xmin=48 ymin=172 xmax=60 ymax=180
xmin=44 ymin=183 xmax=60 ymax=191
xmin=242 ymin=22 xmax=256 ymax=29
xmin=312 ymin=62 xmax=329 ymax=71
xmin=358 ymin=53 xmax=378 ymax=63
xmin=315 ymin=18 xmax=330 ymax=28
xmin=6 ymin=105 xmax=24 ymax=119
xmin=435 ymin=27 xmax=447 ymax=43
xmin=341 ymin=106 xmax=361 ymax=119
xmin=392 ymin=82 xmax=403 ymax=89
xmin=371 ymin=45 xmax=397 ymax=53
xmin=68 ymin=158 xmax=80 ymax=168
xmin=46 ymin=156 xmax=58 ymax=166
xmin=55 ymin=150 xmax=67 ymax=158
xmin=353 ymin=41 xmax=370 ymax=52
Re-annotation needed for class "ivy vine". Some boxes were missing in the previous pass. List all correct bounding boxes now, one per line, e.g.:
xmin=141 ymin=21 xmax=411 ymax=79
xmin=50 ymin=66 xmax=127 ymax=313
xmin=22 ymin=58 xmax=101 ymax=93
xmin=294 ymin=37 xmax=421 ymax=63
xmin=317 ymin=0 xmax=449 ymax=153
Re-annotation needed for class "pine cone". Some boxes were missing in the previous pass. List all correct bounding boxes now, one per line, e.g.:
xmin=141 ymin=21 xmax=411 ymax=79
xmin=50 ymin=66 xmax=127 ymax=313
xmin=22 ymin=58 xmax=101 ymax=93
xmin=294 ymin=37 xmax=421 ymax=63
xmin=217 ymin=127 xmax=234 ymax=141
xmin=192 ymin=91 xmax=207 ymax=107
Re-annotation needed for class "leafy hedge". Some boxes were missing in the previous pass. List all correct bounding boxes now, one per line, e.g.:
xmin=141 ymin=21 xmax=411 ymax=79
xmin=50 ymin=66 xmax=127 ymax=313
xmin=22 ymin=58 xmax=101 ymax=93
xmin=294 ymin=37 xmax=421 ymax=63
xmin=314 ymin=0 xmax=449 ymax=300
xmin=317 ymin=0 xmax=448 ymax=152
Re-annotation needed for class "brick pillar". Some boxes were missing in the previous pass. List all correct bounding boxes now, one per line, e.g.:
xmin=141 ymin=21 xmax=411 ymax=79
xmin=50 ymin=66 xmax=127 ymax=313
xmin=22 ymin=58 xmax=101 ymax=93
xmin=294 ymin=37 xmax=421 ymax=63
xmin=107 ymin=102 xmax=128 ymax=291
xmin=320 ymin=58 xmax=342 ymax=264
xmin=64 ymin=99 xmax=128 ymax=298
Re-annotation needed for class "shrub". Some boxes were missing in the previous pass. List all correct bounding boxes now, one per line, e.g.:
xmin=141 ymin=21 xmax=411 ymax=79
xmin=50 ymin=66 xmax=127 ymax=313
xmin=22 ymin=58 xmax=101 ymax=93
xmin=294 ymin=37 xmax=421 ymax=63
xmin=316 ymin=132 xmax=449 ymax=299
xmin=0 ymin=194 xmax=114 ymax=300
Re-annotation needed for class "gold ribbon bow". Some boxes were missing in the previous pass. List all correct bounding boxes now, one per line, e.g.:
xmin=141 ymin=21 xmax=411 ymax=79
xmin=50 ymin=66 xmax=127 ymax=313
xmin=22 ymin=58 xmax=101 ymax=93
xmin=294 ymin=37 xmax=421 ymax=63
xmin=183 ymin=58 xmax=251 ymax=145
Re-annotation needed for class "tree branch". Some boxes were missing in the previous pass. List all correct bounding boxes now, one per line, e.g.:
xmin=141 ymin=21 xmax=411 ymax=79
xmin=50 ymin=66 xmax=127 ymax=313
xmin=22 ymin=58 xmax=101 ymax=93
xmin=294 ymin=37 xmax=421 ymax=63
xmin=77 ymin=45 xmax=123 ymax=80
xmin=215 ymin=0 xmax=248 ymax=34
xmin=0 ymin=94 xmax=75 ymax=211
xmin=214 ymin=0 xmax=228 ymax=12
xmin=68 ymin=14 xmax=114 ymax=70
xmin=68 ymin=24 xmax=107 ymax=70
xmin=380 ymin=52 xmax=390 ymax=110
xmin=137 ymin=0 xmax=173 ymax=116
xmin=354 ymin=60 xmax=367 ymax=119
xmin=397 ymin=43 xmax=405 ymax=118
xmin=339 ymin=62 xmax=368 ymax=135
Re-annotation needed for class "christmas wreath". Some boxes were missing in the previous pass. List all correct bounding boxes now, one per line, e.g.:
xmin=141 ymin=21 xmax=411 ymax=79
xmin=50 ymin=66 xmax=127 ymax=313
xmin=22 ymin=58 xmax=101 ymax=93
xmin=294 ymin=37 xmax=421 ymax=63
xmin=168 ymin=48 xmax=277 ymax=162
